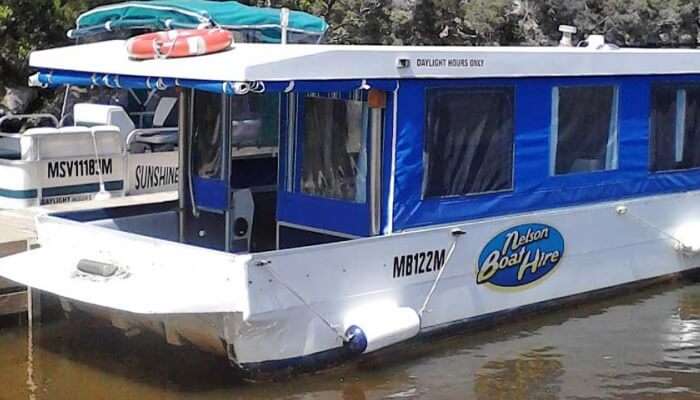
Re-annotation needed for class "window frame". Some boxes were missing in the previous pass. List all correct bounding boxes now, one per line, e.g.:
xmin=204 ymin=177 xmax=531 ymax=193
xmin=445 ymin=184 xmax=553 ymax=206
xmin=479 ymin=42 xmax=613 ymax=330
xmin=190 ymin=89 xmax=226 ymax=180
xmin=229 ymin=91 xmax=282 ymax=151
xmin=649 ymin=82 xmax=700 ymax=174
xmin=289 ymin=90 xmax=371 ymax=204
xmin=421 ymin=85 xmax=517 ymax=200
xmin=549 ymin=84 xmax=620 ymax=177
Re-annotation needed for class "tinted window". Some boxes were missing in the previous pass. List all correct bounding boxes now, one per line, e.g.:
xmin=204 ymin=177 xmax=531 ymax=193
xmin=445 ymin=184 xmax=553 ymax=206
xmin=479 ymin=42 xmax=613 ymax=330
xmin=230 ymin=93 xmax=280 ymax=149
xmin=300 ymin=93 xmax=368 ymax=202
xmin=551 ymin=86 xmax=618 ymax=175
xmin=423 ymin=87 xmax=514 ymax=197
xmin=651 ymin=85 xmax=700 ymax=171
xmin=192 ymin=91 xmax=223 ymax=179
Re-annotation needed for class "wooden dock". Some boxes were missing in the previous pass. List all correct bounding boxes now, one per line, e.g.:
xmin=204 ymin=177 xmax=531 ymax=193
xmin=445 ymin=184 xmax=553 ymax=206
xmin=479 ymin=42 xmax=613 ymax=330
xmin=0 ymin=191 xmax=177 ymax=317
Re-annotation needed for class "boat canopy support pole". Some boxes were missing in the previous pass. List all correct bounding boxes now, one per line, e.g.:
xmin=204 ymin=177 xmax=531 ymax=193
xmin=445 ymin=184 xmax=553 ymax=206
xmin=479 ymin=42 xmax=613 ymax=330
xmin=178 ymin=89 xmax=191 ymax=243
xmin=369 ymin=105 xmax=382 ymax=236
xmin=223 ymin=95 xmax=233 ymax=252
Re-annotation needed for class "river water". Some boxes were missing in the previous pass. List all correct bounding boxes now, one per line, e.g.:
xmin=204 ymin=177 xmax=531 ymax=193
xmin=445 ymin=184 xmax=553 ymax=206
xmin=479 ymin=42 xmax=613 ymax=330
xmin=1 ymin=280 xmax=700 ymax=400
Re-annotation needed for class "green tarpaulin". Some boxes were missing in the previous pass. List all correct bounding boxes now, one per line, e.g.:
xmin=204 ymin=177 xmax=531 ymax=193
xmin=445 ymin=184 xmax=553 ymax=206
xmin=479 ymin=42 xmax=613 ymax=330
xmin=70 ymin=0 xmax=328 ymax=43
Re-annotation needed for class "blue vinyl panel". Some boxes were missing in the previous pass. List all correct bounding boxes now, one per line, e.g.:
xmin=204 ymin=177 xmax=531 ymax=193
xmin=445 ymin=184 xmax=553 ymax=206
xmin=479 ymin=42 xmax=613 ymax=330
xmin=276 ymin=83 xmax=394 ymax=237
xmin=392 ymin=75 xmax=700 ymax=231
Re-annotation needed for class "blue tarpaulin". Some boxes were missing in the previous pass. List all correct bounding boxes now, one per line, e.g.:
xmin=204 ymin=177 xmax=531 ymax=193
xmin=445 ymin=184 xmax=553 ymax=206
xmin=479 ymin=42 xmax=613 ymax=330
xmin=31 ymin=70 xmax=377 ymax=95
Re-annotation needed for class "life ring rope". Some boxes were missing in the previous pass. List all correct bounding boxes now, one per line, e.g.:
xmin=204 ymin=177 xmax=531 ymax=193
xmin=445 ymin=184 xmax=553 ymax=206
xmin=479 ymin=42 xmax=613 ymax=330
xmin=126 ymin=28 xmax=233 ymax=60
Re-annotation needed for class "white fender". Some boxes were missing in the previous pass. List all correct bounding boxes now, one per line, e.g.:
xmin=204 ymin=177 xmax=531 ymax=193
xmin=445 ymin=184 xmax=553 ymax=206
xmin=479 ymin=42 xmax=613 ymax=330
xmin=343 ymin=302 xmax=420 ymax=354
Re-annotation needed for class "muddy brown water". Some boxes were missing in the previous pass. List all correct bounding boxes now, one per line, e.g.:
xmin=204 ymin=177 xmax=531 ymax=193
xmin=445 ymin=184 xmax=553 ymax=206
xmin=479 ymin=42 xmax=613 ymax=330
xmin=1 ymin=280 xmax=700 ymax=400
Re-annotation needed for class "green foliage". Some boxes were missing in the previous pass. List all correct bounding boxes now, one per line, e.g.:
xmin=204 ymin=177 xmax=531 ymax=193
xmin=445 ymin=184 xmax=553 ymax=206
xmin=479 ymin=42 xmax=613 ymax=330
xmin=263 ymin=0 xmax=698 ymax=47
xmin=0 ymin=0 xmax=697 ymax=100
xmin=0 ymin=1 xmax=112 ymax=88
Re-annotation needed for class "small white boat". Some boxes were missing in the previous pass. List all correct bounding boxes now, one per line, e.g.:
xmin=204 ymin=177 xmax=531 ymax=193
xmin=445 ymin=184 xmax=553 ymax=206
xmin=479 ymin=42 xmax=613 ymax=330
xmin=3 ymin=25 xmax=700 ymax=375
xmin=0 ymin=100 xmax=179 ymax=208
xmin=0 ymin=0 xmax=327 ymax=209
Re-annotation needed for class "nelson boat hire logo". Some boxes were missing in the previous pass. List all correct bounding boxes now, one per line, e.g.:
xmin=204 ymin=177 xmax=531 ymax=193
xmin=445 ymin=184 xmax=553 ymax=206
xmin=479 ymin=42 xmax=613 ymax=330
xmin=476 ymin=223 xmax=564 ymax=288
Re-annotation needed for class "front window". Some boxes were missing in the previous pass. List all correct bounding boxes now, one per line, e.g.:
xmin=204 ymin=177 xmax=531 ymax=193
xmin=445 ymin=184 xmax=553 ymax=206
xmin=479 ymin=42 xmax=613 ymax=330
xmin=651 ymin=84 xmax=700 ymax=171
xmin=423 ymin=87 xmax=515 ymax=198
xmin=551 ymin=86 xmax=619 ymax=175
xmin=298 ymin=92 xmax=368 ymax=202
xmin=230 ymin=93 xmax=280 ymax=149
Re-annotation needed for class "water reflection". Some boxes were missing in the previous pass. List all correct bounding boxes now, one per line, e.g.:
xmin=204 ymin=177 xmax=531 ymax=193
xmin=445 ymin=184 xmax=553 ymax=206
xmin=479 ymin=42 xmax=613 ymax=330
xmin=1 ymin=280 xmax=700 ymax=399
xmin=474 ymin=347 xmax=563 ymax=400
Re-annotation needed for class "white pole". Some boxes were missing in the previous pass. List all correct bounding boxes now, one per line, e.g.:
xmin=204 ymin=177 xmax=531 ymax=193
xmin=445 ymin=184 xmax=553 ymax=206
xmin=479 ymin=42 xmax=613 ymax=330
xmin=280 ymin=8 xmax=290 ymax=45
xmin=90 ymin=128 xmax=112 ymax=201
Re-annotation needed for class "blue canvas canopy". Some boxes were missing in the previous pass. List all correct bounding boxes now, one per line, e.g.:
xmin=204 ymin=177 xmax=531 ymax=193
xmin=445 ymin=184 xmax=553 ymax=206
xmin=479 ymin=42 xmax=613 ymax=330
xmin=69 ymin=0 xmax=328 ymax=43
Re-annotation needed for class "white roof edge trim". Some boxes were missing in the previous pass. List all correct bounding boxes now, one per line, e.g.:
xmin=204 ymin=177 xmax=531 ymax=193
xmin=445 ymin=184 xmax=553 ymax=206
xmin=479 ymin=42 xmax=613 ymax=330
xmin=29 ymin=41 xmax=700 ymax=84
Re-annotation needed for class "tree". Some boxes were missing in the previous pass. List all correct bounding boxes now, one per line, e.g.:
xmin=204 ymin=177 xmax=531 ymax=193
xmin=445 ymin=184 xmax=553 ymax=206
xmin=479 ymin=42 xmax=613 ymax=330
xmin=0 ymin=0 xmax=113 ymax=113
xmin=1 ymin=0 xmax=698 ymax=115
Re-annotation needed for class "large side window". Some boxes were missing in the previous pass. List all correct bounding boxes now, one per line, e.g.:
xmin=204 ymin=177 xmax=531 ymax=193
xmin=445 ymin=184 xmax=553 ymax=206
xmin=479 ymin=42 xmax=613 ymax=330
xmin=423 ymin=87 xmax=514 ymax=198
xmin=192 ymin=90 xmax=223 ymax=179
xmin=651 ymin=84 xmax=700 ymax=172
xmin=551 ymin=86 xmax=619 ymax=175
xmin=299 ymin=92 xmax=368 ymax=202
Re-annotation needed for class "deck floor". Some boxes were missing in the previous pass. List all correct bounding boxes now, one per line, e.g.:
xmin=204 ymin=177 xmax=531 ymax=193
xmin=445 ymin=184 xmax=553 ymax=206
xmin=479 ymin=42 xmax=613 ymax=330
xmin=0 ymin=191 xmax=177 ymax=316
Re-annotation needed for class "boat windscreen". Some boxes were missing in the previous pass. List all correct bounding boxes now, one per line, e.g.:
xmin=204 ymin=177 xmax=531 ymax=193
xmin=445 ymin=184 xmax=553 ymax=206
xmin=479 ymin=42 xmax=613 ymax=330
xmin=61 ymin=86 xmax=178 ymax=128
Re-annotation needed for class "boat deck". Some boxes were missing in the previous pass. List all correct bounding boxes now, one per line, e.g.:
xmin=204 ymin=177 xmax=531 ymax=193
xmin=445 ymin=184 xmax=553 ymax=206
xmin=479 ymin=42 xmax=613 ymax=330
xmin=0 ymin=191 xmax=177 ymax=317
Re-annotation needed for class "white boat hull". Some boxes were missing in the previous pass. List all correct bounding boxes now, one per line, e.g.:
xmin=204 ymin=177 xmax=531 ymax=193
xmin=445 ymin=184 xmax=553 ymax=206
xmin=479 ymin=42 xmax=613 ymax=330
xmin=1 ymin=190 xmax=699 ymax=372
xmin=0 ymin=151 xmax=177 ymax=209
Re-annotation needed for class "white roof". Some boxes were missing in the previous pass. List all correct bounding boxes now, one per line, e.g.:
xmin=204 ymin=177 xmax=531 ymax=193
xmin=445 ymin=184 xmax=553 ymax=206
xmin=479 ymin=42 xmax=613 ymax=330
xmin=29 ymin=40 xmax=700 ymax=82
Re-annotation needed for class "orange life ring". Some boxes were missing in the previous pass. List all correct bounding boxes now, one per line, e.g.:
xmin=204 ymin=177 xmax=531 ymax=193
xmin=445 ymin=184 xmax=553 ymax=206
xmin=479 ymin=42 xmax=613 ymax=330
xmin=126 ymin=28 xmax=233 ymax=60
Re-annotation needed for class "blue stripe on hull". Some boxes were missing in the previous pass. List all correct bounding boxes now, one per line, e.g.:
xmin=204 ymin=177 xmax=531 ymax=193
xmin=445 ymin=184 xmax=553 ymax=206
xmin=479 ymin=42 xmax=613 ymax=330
xmin=42 ymin=180 xmax=124 ymax=197
xmin=0 ymin=188 xmax=38 ymax=199
xmin=0 ymin=181 xmax=124 ymax=200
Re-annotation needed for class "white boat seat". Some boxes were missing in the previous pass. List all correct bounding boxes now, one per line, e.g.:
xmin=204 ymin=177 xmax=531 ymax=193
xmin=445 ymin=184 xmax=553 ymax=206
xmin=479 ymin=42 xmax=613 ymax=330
xmin=22 ymin=127 xmax=62 ymax=136
xmin=19 ymin=125 xmax=123 ymax=161
xmin=152 ymin=97 xmax=178 ymax=127
xmin=58 ymin=126 xmax=92 ymax=134
xmin=74 ymin=103 xmax=136 ymax=143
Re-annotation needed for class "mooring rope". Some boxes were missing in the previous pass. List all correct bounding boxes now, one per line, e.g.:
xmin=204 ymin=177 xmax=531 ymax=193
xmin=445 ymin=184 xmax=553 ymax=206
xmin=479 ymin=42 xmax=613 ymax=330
xmin=615 ymin=206 xmax=686 ymax=249
xmin=418 ymin=228 xmax=466 ymax=320
xmin=259 ymin=262 xmax=346 ymax=342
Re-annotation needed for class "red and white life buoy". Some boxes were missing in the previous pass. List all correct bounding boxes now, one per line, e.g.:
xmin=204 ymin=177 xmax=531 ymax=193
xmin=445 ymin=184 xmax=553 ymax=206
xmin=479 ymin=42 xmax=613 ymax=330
xmin=126 ymin=28 xmax=233 ymax=60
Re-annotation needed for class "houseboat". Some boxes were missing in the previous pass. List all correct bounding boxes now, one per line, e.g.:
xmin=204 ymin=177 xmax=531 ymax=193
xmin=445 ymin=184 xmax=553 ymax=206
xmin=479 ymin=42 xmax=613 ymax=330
xmin=0 ymin=0 xmax=326 ymax=208
xmin=2 ymin=26 xmax=700 ymax=375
